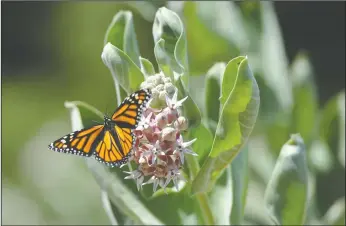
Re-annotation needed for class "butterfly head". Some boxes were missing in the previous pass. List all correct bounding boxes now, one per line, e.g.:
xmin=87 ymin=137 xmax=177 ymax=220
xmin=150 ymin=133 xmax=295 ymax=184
xmin=104 ymin=115 xmax=112 ymax=126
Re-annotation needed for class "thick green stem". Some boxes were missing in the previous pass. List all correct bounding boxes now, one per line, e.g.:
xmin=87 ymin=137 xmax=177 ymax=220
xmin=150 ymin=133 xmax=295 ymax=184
xmin=186 ymin=155 xmax=215 ymax=225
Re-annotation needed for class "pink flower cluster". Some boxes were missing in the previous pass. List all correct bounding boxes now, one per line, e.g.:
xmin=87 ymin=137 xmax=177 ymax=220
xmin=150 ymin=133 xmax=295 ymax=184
xmin=124 ymin=89 xmax=197 ymax=193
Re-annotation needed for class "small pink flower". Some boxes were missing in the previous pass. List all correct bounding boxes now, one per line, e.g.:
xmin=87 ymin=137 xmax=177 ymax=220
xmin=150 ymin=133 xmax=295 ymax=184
xmin=155 ymin=112 xmax=168 ymax=129
xmin=164 ymin=169 xmax=186 ymax=191
xmin=174 ymin=116 xmax=188 ymax=131
xmin=142 ymin=176 xmax=167 ymax=193
xmin=162 ymin=107 xmax=179 ymax=124
xmin=123 ymin=84 xmax=197 ymax=193
xmin=173 ymin=137 xmax=198 ymax=164
xmin=161 ymin=127 xmax=177 ymax=142
xmin=124 ymin=169 xmax=144 ymax=191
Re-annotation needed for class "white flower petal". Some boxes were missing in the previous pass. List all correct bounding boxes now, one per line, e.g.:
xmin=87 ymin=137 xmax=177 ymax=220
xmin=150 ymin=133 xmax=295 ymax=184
xmin=182 ymin=138 xmax=197 ymax=148
xmin=184 ymin=148 xmax=198 ymax=156
xmin=175 ymin=96 xmax=188 ymax=108
xmin=172 ymin=177 xmax=179 ymax=191
xmin=180 ymin=151 xmax=185 ymax=164
xmin=153 ymin=178 xmax=159 ymax=193
xmin=172 ymin=88 xmax=178 ymax=103
xmin=137 ymin=176 xmax=144 ymax=191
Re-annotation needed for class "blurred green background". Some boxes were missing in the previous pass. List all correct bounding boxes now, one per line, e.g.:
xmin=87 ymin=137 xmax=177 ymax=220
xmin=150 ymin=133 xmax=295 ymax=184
xmin=2 ymin=1 xmax=345 ymax=225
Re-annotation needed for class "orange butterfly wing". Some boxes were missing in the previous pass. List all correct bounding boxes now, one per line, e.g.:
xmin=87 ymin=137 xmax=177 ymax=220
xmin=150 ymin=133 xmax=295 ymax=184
xmin=111 ymin=89 xmax=151 ymax=128
xmin=94 ymin=126 xmax=134 ymax=167
xmin=48 ymin=125 xmax=104 ymax=157
xmin=94 ymin=89 xmax=151 ymax=166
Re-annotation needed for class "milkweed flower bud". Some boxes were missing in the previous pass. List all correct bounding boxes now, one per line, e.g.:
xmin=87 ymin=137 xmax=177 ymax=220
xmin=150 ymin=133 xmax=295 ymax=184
xmin=141 ymin=72 xmax=180 ymax=109
xmin=161 ymin=127 xmax=177 ymax=142
xmin=126 ymin=74 xmax=198 ymax=193
xmin=156 ymin=112 xmax=168 ymax=129
xmin=174 ymin=116 xmax=188 ymax=131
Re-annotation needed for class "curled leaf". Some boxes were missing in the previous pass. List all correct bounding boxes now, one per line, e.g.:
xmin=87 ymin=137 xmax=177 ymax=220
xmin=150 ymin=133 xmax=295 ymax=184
xmin=105 ymin=11 xmax=141 ymax=66
xmin=153 ymin=7 xmax=189 ymax=86
xmin=101 ymin=42 xmax=145 ymax=93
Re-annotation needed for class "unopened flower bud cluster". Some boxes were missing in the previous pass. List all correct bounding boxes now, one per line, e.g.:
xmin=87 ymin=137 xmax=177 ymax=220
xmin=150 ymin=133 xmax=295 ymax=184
xmin=124 ymin=72 xmax=197 ymax=193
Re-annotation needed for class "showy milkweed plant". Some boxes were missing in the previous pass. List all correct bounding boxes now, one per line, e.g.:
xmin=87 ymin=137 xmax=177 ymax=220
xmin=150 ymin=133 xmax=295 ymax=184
xmin=64 ymin=3 xmax=345 ymax=225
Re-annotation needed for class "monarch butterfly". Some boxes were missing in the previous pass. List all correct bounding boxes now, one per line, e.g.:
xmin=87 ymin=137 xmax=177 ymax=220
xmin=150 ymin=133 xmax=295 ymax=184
xmin=48 ymin=89 xmax=152 ymax=167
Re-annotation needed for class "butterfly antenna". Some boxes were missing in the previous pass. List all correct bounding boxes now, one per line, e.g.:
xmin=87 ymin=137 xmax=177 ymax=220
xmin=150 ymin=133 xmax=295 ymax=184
xmin=104 ymin=107 xmax=113 ymax=121
xmin=92 ymin=119 xmax=102 ymax=124
xmin=105 ymin=90 xmax=121 ymax=117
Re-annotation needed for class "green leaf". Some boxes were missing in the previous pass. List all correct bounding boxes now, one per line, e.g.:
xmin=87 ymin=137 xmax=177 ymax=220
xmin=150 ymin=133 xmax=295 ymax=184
xmin=320 ymin=90 xmax=345 ymax=168
xmin=308 ymin=139 xmax=334 ymax=173
xmin=322 ymin=197 xmax=345 ymax=225
xmin=214 ymin=56 xmax=259 ymax=157
xmin=175 ymin=77 xmax=201 ymax=128
xmin=101 ymin=189 xmax=119 ymax=225
xmin=101 ymin=42 xmax=145 ymax=93
xmin=230 ymin=146 xmax=249 ymax=224
xmin=290 ymin=52 xmax=319 ymax=147
xmin=178 ymin=210 xmax=198 ymax=225
xmin=139 ymin=57 xmax=156 ymax=77
xmin=337 ymin=93 xmax=345 ymax=168
xmin=247 ymin=135 xmax=276 ymax=184
xmin=193 ymin=2 xmax=247 ymax=51
xmin=264 ymin=134 xmax=309 ymax=225
xmin=124 ymin=2 xmax=158 ymax=22
xmin=86 ymin=160 xmax=164 ymax=225
xmin=187 ymin=122 xmax=213 ymax=160
xmin=64 ymin=101 xmax=164 ymax=225
xmin=260 ymin=1 xmax=293 ymax=114
xmin=182 ymin=2 xmax=237 ymax=76
xmin=204 ymin=62 xmax=226 ymax=133
xmin=191 ymin=56 xmax=260 ymax=194
xmin=153 ymin=38 xmax=201 ymax=129
xmin=245 ymin=181 xmax=275 ymax=225
xmin=153 ymin=7 xmax=189 ymax=86
xmin=209 ymin=166 xmax=232 ymax=225
xmin=154 ymin=39 xmax=174 ymax=80
xmin=304 ymin=172 xmax=322 ymax=225
xmin=104 ymin=11 xmax=141 ymax=67
xmin=238 ymin=1 xmax=262 ymax=53
xmin=209 ymin=147 xmax=249 ymax=225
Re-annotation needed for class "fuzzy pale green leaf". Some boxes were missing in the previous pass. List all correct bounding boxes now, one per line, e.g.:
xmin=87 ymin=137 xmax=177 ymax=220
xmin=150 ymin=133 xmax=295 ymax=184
xmin=290 ymin=52 xmax=318 ymax=147
xmin=104 ymin=11 xmax=141 ymax=67
xmin=264 ymin=134 xmax=309 ymax=225
xmin=125 ymin=2 xmax=157 ymax=22
xmin=154 ymin=39 xmax=174 ymax=80
xmin=209 ymin=167 xmax=232 ymax=225
xmin=320 ymin=90 xmax=345 ymax=168
xmin=175 ymin=77 xmax=201 ymax=128
xmin=230 ymin=146 xmax=249 ymax=224
xmin=194 ymin=1 xmax=248 ymax=51
xmin=101 ymin=42 xmax=145 ymax=93
xmin=139 ymin=57 xmax=156 ymax=78
xmin=208 ymin=146 xmax=249 ymax=225
xmin=187 ymin=122 xmax=213 ymax=159
xmin=181 ymin=2 xmax=236 ymax=76
xmin=322 ymin=197 xmax=345 ymax=225
xmin=260 ymin=1 xmax=292 ymax=114
xmin=153 ymin=7 xmax=189 ymax=86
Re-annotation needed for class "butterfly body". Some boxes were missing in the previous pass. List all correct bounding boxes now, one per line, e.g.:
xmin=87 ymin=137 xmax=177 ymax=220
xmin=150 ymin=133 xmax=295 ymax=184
xmin=48 ymin=89 xmax=151 ymax=167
